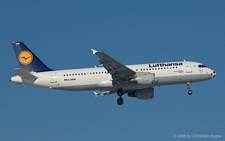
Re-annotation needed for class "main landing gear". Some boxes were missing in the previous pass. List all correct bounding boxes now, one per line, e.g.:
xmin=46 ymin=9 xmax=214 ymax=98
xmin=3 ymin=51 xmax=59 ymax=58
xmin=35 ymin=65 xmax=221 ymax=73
xmin=187 ymin=82 xmax=193 ymax=95
xmin=117 ymin=97 xmax=124 ymax=105
xmin=117 ymin=88 xmax=124 ymax=105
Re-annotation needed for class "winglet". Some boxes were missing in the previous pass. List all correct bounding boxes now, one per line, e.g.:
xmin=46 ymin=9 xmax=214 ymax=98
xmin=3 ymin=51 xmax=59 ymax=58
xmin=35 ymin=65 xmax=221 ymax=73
xmin=91 ymin=49 xmax=98 ymax=54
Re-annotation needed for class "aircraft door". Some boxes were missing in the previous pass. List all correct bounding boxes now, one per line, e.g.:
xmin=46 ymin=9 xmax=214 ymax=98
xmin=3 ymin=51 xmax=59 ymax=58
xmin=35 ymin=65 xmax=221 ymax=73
xmin=50 ymin=72 xmax=57 ymax=83
xmin=185 ymin=62 xmax=192 ymax=73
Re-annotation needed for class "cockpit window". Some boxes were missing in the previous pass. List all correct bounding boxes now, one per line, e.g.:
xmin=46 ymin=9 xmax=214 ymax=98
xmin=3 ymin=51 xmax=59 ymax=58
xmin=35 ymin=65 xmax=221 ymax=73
xmin=198 ymin=64 xmax=207 ymax=68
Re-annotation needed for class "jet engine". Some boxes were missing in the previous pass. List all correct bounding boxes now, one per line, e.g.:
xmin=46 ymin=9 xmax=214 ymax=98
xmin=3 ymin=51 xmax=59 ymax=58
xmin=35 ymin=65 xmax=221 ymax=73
xmin=97 ymin=80 xmax=113 ymax=88
xmin=128 ymin=87 xmax=154 ymax=100
xmin=130 ymin=72 xmax=155 ymax=85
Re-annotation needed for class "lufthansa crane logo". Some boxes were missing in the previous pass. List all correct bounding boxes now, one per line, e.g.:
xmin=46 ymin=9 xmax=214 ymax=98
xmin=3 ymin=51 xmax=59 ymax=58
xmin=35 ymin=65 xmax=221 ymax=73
xmin=18 ymin=51 xmax=33 ymax=65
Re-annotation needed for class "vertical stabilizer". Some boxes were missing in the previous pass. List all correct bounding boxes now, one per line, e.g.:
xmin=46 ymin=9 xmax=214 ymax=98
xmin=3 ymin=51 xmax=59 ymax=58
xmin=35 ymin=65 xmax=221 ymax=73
xmin=12 ymin=42 xmax=52 ymax=72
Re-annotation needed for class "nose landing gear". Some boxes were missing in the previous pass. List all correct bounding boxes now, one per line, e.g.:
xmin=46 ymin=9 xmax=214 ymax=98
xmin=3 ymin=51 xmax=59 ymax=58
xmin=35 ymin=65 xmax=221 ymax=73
xmin=188 ymin=90 xmax=193 ymax=95
xmin=187 ymin=82 xmax=193 ymax=95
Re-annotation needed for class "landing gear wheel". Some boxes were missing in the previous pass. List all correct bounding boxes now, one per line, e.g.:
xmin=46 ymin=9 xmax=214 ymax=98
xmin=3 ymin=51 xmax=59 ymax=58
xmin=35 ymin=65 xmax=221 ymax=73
xmin=117 ymin=97 xmax=124 ymax=105
xmin=188 ymin=90 xmax=193 ymax=95
xmin=117 ymin=89 xmax=124 ymax=97
xmin=186 ymin=82 xmax=193 ymax=95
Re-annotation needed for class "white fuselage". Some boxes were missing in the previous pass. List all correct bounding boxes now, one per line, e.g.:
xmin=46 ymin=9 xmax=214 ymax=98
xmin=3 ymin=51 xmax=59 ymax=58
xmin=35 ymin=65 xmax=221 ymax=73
xmin=11 ymin=61 xmax=215 ymax=91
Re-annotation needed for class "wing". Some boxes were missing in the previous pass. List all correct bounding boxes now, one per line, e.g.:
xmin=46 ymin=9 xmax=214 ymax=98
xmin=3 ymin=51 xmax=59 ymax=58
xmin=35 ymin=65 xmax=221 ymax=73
xmin=91 ymin=49 xmax=136 ymax=86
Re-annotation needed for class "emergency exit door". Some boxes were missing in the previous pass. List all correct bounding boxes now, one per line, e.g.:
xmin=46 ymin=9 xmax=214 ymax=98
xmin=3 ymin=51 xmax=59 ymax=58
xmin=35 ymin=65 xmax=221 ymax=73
xmin=50 ymin=72 xmax=57 ymax=83
xmin=185 ymin=62 xmax=192 ymax=73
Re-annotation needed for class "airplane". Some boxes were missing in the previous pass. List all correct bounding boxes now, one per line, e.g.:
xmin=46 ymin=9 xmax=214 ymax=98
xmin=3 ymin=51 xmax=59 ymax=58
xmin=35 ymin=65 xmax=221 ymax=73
xmin=10 ymin=42 xmax=216 ymax=105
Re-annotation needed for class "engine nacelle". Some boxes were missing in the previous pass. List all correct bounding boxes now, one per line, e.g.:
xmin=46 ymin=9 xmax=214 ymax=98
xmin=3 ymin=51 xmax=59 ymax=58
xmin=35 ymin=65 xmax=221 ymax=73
xmin=128 ymin=88 xmax=154 ymax=100
xmin=97 ymin=80 xmax=113 ymax=88
xmin=130 ymin=72 xmax=155 ymax=85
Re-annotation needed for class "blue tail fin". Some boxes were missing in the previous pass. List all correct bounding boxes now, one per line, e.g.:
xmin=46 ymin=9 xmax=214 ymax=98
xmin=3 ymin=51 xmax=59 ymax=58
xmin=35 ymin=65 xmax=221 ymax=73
xmin=12 ymin=42 xmax=52 ymax=72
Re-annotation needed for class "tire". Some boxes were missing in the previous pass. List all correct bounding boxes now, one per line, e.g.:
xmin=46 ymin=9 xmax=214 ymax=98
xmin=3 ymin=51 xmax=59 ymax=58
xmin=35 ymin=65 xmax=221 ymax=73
xmin=117 ymin=97 xmax=124 ymax=105
xmin=117 ymin=89 xmax=124 ymax=96
xmin=188 ymin=90 xmax=193 ymax=95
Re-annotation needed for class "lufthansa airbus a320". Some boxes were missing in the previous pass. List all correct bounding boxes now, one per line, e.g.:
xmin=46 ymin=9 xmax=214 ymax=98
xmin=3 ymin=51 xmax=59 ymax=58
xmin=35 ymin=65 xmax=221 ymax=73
xmin=10 ymin=42 xmax=216 ymax=105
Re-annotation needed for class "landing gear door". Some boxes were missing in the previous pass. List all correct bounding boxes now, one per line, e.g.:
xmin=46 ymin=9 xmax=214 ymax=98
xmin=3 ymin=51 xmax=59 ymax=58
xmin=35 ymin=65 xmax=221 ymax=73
xmin=50 ymin=72 xmax=57 ymax=83
xmin=185 ymin=62 xmax=192 ymax=73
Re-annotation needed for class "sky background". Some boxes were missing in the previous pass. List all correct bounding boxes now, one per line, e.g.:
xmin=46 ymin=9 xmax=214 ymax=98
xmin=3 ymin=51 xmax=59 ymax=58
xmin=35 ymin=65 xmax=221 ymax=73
xmin=1 ymin=0 xmax=224 ymax=140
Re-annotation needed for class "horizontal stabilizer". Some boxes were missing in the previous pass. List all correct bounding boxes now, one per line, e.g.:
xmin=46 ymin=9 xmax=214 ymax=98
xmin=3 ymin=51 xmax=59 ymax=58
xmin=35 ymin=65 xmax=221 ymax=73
xmin=14 ymin=68 xmax=38 ymax=80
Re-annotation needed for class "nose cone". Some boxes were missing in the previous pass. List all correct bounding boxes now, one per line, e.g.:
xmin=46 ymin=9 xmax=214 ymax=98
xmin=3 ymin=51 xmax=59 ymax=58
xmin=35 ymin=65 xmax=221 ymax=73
xmin=211 ymin=70 xmax=216 ymax=78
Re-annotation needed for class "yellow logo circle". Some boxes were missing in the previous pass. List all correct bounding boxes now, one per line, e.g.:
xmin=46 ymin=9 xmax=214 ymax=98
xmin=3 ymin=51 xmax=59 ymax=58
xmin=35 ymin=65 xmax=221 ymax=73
xmin=18 ymin=51 xmax=33 ymax=65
